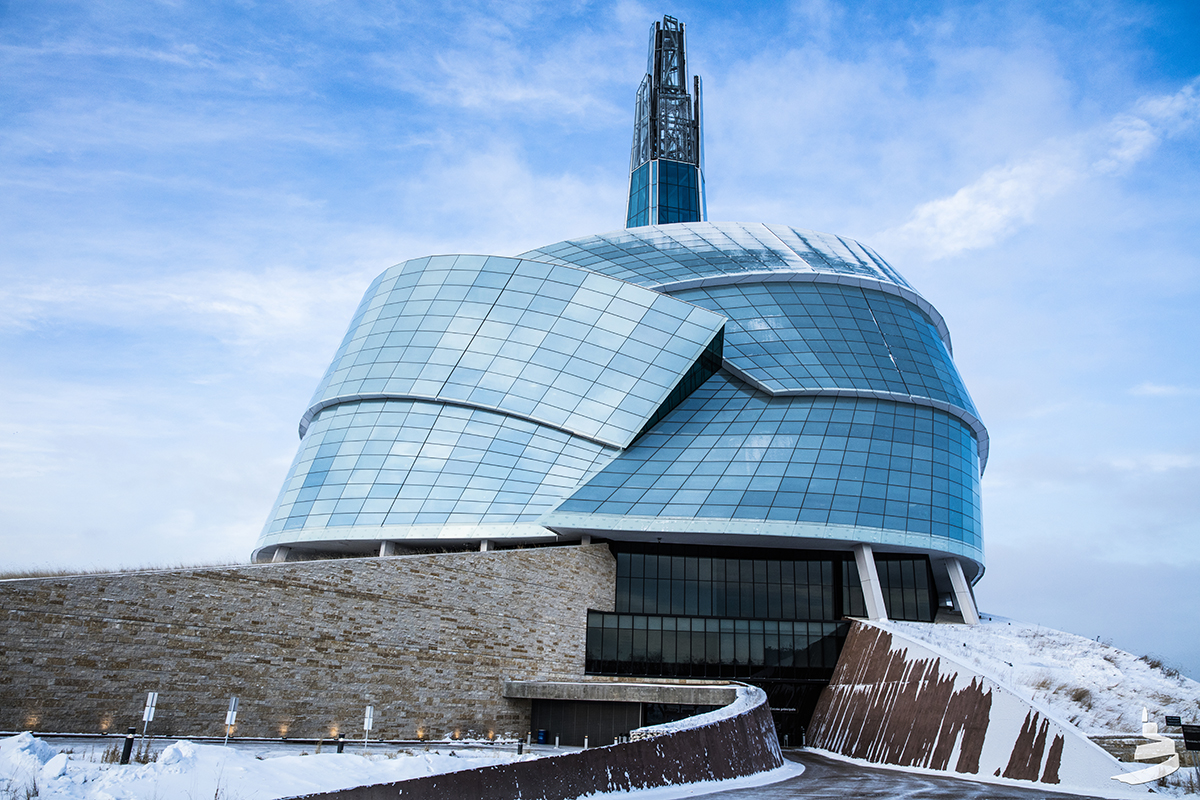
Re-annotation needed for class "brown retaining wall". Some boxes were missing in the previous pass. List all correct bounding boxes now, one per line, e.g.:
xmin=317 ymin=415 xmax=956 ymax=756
xmin=288 ymin=688 xmax=782 ymax=800
xmin=808 ymin=621 xmax=1124 ymax=792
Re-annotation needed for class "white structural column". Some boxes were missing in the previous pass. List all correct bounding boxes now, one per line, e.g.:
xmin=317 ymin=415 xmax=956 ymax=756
xmin=944 ymin=557 xmax=980 ymax=625
xmin=853 ymin=544 xmax=888 ymax=621
xmin=480 ymin=540 xmax=494 ymax=552
xmin=379 ymin=541 xmax=397 ymax=557
xmin=271 ymin=546 xmax=291 ymax=563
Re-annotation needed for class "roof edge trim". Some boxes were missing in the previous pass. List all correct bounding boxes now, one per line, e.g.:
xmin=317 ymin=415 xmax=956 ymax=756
xmin=541 ymin=513 xmax=984 ymax=573
xmin=298 ymin=393 xmax=625 ymax=450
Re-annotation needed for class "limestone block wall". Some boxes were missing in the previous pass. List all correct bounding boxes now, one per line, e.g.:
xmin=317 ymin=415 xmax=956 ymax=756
xmin=0 ymin=545 xmax=615 ymax=740
xmin=808 ymin=622 xmax=1132 ymax=795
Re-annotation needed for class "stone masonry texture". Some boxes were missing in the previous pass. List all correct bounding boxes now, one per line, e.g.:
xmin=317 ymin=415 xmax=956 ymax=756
xmin=0 ymin=545 xmax=616 ymax=740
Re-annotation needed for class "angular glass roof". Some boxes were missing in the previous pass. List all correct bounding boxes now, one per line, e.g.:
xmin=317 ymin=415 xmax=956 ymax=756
xmin=520 ymin=221 xmax=914 ymax=291
xmin=304 ymin=254 xmax=726 ymax=449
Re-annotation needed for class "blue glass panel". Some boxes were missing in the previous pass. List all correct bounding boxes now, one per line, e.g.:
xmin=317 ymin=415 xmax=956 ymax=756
xmin=553 ymin=372 xmax=982 ymax=551
xmin=304 ymin=254 xmax=724 ymax=449
xmin=627 ymin=161 xmax=651 ymax=228
xmin=656 ymin=160 xmax=700 ymax=224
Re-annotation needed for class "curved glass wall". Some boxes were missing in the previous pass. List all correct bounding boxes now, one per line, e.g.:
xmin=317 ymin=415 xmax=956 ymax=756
xmin=261 ymin=398 xmax=613 ymax=540
xmin=671 ymin=282 xmax=977 ymax=416
xmin=547 ymin=373 xmax=983 ymax=560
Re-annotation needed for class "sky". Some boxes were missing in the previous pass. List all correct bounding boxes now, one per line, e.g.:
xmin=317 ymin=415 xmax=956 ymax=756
xmin=2 ymin=0 xmax=1199 ymax=679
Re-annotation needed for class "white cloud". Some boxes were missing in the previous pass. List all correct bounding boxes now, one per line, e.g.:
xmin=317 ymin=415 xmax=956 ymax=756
xmin=889 ymin=151 xmax=1079 ymax=258
xmin=1106 ymin=453 xmax=1200 ymax=474
xmin=1130 ymin=382 xmax=1200 ymax=397
xmin=881 ymin=77 xmax=1200 ymax=259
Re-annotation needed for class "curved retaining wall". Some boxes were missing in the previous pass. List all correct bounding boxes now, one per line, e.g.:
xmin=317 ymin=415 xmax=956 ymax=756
xmin=288 ymin=686 xmax=782 ymax=800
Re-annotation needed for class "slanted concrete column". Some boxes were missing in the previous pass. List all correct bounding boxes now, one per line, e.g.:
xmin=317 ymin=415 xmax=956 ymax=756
xmin=853 ymin=544 xmax=888 ymax=621
xmin=379 ymin=541 xmax=397 ymax=557
xmin=944 ymin=557 xmax=980 ymax=625
xmin=480 ymin=539 xmax=493 ymax=552
xmin=580 ymin=534 xmax=592 ymax=545
xmin=271 ymin=546 xmax=291 ymax=564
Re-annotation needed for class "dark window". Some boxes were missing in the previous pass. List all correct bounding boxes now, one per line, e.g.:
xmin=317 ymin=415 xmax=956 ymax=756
xmin=875 ymin=555 xmax=936 ymax=622
xmin=589 ymin=543 xmax=863 ymax=680
xmin=656 ymin=159 xmax=700 ymax=224
xmin=586 ymin=610 xmax=848 ymax=680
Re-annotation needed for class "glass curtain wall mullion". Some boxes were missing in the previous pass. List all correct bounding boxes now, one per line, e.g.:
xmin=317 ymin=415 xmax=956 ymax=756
xmin=585 ymin=610 xmax=849 ymax=680
xmin=609 ymin=542 xmax=861 ymax=622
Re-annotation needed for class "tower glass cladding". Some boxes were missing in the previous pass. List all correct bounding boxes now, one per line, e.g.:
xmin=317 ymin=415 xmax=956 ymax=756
xmin=626 ymin=16 xmax=706 ymax=227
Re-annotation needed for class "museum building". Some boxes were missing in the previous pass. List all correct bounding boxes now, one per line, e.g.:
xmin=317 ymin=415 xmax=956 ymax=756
xmin=253 ymin=15 xmax=987 ymax=735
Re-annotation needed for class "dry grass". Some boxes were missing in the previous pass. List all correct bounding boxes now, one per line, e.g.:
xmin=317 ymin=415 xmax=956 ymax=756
xmin=1069 ymin=686 xmax=1094 ymax=708
xmin=1139 ymin=653 xmax=1182 ymax=679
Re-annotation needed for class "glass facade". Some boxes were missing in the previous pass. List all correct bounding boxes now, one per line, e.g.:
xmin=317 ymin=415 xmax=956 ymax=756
xmin=626 ymin=163 xmax=651 ymax=228
xmin=585 ymin=545 xmax=935 ymax=679
xmin=673 ymin=282 xmax=977 ymax=415
xmin=261 ymin=398 xmax=611 ymax=537
xmin=611 ymin=547 xmax=865 ymax=620
xmin=551 ymin=376 xmax=983 ymax=558
xmin=304 ymin=254 xmax=725 ymax=449
xmin=258 ymin=221 xmax=986 ymax=589
xmin=655 ymin=160 xmax=702 ymax=224
xmin=586 ymin=613 xmax=849 ymax=680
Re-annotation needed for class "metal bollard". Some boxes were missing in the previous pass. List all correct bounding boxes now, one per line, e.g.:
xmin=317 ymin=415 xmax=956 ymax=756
xmin=517 ymin=742 xmax=523 ymax=755
xmin=336 ymin=734 xmax=345 ymax=754
xmin=555 ymin=735 xmax=560 ymax=748
xmin=120 ymin=727 xmax=136 ymax=765
xmin=583 ymin=735 xmax=588 ymax=749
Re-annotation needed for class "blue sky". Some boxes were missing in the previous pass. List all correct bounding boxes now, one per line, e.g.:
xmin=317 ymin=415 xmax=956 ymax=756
xmin=3 ymin=1 xmax=1199 ymax=677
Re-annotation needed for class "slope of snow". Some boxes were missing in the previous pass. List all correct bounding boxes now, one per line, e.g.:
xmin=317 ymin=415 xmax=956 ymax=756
xmin=880 ymin=615 xmax=1200 ymax=735
xmin=0 ymin=733 xmax=539 ymax=800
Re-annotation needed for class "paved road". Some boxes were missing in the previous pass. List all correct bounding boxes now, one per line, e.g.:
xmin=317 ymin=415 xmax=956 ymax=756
xmin=707 ymin=751 xmax=1100 ymax=799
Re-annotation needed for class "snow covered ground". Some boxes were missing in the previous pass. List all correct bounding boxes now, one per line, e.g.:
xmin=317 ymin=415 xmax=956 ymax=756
xmin=882 ymin=615 xmax=1200 ymax=734
xmin=0 ymin=732 xmax=540 ymax=800
xmin=0 ymin=732 xmax=802 ymax=800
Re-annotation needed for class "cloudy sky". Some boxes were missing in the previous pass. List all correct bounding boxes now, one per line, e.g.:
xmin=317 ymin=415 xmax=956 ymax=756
xmin=3 ymin=1 xmax=1198 ymax=677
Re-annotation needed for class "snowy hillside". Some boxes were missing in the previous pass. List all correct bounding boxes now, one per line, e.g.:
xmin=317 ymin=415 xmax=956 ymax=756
xmin=882 ymin=615 xmax=1200 ymax=735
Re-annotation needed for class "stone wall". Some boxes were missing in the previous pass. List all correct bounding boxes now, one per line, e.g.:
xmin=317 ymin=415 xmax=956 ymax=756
xmin=0 ymin=545 xmax=615 ymax=740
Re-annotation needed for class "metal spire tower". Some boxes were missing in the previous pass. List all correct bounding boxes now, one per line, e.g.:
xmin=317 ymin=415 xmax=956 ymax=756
xmin=625 ymin=15 xmax=706 ymax=228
